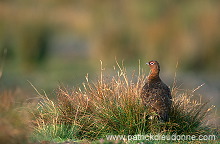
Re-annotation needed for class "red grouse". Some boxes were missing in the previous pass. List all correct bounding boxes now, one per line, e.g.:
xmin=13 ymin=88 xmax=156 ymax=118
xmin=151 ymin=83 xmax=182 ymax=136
xmin=141 ymin=60 xmax=172 ymax=122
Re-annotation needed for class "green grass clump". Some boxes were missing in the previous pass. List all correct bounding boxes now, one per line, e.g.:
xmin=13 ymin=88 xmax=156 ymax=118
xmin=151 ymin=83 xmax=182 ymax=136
xmin=30 ymin=61 xmax=218 ymax=143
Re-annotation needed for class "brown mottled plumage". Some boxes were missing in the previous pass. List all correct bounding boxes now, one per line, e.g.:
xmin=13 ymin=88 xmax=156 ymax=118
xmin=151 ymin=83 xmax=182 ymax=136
xmin=141 ymin=60 xmax=172 ymax=122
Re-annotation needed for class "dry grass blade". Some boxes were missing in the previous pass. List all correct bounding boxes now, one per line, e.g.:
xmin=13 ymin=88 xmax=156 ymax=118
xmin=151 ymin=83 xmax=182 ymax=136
xmin=0 ymin=48 xmax=7 ymax=79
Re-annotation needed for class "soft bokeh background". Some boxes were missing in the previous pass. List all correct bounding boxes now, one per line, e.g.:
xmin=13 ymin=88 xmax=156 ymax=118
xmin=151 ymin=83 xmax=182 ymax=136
xmin=0 ymin=1 xmax=219 ymax=116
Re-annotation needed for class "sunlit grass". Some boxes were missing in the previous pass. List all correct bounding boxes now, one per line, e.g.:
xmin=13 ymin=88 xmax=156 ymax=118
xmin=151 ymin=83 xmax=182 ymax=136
xmin=29 ymin=61 xmax=218 ymax=143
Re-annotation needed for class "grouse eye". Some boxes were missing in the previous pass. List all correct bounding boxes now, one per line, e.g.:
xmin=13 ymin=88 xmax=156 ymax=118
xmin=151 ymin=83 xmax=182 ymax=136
xmin=150 ymin=62 xmax=154 ymax=65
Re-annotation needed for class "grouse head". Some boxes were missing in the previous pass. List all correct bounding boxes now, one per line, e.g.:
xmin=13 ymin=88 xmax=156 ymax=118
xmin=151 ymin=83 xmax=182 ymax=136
xmin=146 ymin=60 xmax=160 ymax=81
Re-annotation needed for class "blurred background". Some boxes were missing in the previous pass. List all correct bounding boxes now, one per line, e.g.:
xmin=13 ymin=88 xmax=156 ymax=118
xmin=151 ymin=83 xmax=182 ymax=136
xmin=0 ymin=1 xmax=219 ymax=115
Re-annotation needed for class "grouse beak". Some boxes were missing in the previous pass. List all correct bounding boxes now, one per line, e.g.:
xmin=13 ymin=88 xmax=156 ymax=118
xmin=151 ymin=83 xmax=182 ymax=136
xmin=146 ymin=62 xmax=149 ymax=65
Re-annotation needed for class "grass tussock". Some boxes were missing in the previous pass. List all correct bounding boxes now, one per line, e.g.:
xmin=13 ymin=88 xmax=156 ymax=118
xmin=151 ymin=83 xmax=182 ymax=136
xmin=30 ymin=61 xmax=218 ymax=142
